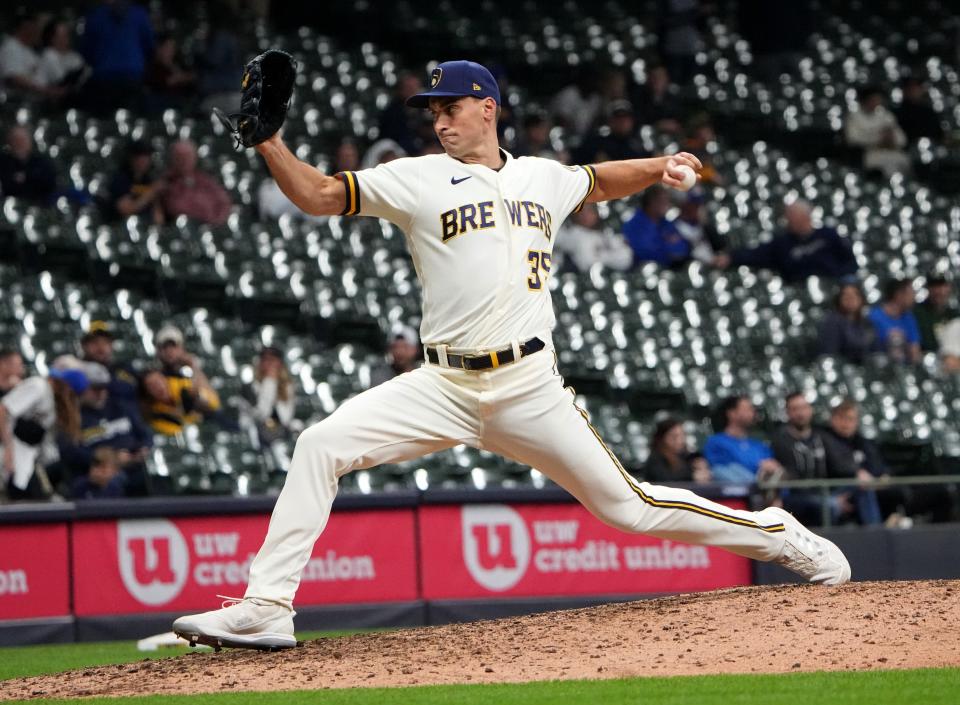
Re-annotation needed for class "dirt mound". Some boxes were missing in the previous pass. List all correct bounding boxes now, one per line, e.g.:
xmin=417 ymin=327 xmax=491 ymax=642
xmin=6 ymin=580 xmax=959 ymax=699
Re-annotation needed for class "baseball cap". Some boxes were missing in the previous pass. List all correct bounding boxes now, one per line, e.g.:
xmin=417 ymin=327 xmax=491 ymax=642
xmin=155 ymin=325 xmax=184 ymax=347
xmin=607 ymin=99 xmax=634 ymax=117
xmin=81 ymin=361 xmax=111 ymax=387
xmin=406 ymin=60 xmax=500 ymax=108
xmin=49 ymin=367 xmax=89 ymax=394
xmin=81 ymin=320 xmax=114 ymax=344
xmin=127 ymin=140 xmax=153 ymax=157
xmin=389 ymin=323 xmax=419 ymax=346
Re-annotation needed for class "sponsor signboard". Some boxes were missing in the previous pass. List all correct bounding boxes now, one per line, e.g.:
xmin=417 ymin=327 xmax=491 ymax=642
xmin=72 ymin=510 xmax=418 ymax=616
xmin=0 ymin=524 xmax=70 ymax=620
xmin=419 ymin=503 xmax=752 ymax=599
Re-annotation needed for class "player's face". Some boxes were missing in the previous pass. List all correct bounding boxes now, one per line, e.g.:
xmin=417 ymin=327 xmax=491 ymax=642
xmin=428 ymin=97 xmax=488 ymax=158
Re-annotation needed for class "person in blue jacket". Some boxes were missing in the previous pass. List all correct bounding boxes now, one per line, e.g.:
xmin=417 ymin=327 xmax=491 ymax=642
xmin=622 ymin=185 xmax=691 ymax=268
xmin=704 ymin=395 xmax=786 ymax=485
xmin=716 ymin=200 xmax=857 ymax=282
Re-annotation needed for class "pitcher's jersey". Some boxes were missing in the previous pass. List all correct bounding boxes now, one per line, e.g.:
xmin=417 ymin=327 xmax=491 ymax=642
xmin=338 ymin=150 xmax=597 ymax=349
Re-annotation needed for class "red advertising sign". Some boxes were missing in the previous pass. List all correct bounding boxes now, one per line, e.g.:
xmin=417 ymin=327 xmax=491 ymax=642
xmin=419 ymin=503 xmax=752 ymax=599
xmin=0 ymin=524 xmax=70 ymax=619
xmin=72 ymin=510 xmax=417 ymax=616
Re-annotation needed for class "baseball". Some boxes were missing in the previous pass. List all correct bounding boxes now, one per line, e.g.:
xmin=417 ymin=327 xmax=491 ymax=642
xmin=674 ymin=164 xmax=698 ymax=191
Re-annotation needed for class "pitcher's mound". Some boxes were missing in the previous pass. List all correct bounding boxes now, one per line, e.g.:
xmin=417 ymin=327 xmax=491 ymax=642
xmin=5 ymin=580 xmax=959 ymax=700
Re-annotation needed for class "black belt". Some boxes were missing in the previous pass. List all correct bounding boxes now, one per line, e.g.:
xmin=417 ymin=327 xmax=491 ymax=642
xmin=425 ymin=337 xmax=545 ymax=371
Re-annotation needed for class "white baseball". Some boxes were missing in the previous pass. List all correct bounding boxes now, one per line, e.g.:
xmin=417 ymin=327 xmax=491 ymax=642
xmin=674 ymin=164 xmax=697 ymax=191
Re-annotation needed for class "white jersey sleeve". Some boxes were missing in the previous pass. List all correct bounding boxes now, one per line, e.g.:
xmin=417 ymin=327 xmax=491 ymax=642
xmin=338 ymin=157 xmax=423 ymax=228
xmin=544 ymin=160 xmax=597 ymax=223
xmin=1 ymin=376 xmax=49 ymax=419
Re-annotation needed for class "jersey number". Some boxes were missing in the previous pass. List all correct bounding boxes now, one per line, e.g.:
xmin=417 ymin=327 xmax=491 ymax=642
xmin=527 ymin=250 xmax=552 ymax=291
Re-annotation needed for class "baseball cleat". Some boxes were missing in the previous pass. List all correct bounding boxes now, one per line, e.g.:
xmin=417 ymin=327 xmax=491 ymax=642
xmin=768 ymin=507 xmax=852 ymax=585
xmin=173 ymin=596 xmax=298 ymax=651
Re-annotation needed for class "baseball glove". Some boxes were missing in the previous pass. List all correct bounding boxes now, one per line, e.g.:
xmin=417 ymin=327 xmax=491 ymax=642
xmin=213 ymin=49 xmax=297 ymax=149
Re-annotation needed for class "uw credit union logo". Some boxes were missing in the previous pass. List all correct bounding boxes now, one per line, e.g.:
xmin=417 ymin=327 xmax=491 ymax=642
xmin=461 ymin=505 xmax=530 ymax=591
xmin=117 ymin=519 xmax=189 ymax=606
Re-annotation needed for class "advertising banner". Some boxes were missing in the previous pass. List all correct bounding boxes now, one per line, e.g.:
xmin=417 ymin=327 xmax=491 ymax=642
xmin=72 ymin=510 xmax=418 ymax=616
xmin=0 ymin=524 xmax=70 ymax=620
xmin=419 ymin=502 xmax=752 ymax=599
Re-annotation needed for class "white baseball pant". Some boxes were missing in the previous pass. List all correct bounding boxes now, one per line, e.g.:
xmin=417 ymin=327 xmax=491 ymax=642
xmin=245 ymin=343 xmax=787 ymax=606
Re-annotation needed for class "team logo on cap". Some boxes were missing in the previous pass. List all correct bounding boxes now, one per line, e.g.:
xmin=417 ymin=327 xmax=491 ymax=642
xmin=472 ymin=82 xmax=481 ymax=91
xmin=431 ymin=67 xmax=443 ymax=88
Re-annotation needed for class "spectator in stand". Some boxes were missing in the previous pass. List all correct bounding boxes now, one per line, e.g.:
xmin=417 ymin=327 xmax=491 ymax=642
xmin=703 ymin=395 xmax=785 ymax=484
xmin=80 ymin=0 xmax=155 ymax=115
xmin=554 ymin=202 xmax=633 ymax=273
xmin=195 ymin=3 xmax=243 ymax=114
xmin=57 ymin=361 xmax=152 ymax=496
xmin=360 ymin=139 xmax=407 ymax=169
xmin=550 ymin=68 xmax=602 ymax=137
xmin=247 ymin=346 xmax=295 ymax=443
xmin=513 ymin=112 xmax=560 ymax=160
xmin=103 ymin=140 xmax=165 ymax=223
xmin=573 ymin=100 xmax=648 ymax=164
xmin=378 ymin=71 xmax=426 ymax=155
xmin=867 ymin=278 xmax=922 ymax=365
xmin=161 ymin=140 xmax=231 ymax=225
xmin=71 ymin=446 xmax=125 ymax=499
xmin=770 ymin=392 xmax=833 ymax=526
xmin=0 ymin=13 xmax=61 ymax=102
xmin=914 ymin=275 xmax=958 ymax=352
xmin=643 ymin=417 xmax=712 ymax=484
xmin=632 ymin=64 xmax=684 ymax=135
xmin=369 ymin=324 xmax=421 ymax=388
xmin=714 ymin=200 xmax=858 ymax=282
xmin=80 ymin=321 xmax=140 ymax=409
xmin=844 ymin=85 xmax=911 ymax=178
xmin=331 ymin=139 xmax=361 ymax=174
xmin=0 ymin=356 xmax=88 ymax=500
xmin=37 ymin=18 xmax=89 ymax=98
xmin=144 ymin=33 xmax=196 ymax=113
xmin=622 ymin=186 xmax=690 ymax=268
xmin=938 ymin=318 xmax=960 ymax=373
xmin=681 ymin=115 xmax=723 ymax=185
xmin=148 ymin=325 xmax=225 ymax=435
xmin=670 ymin=187 xmax=725 ymax=265
xmin=0 ymin=125 xmax=57 ymax=204
xmin=657 ymin=0 xmax=703 ymax=84
xmin=0 ymin=348 xmax=26 ymax=397
xmin=820 ymin=399 xmax=892 ymax=526
xmin=895 ymin=76 xmax=944 ymax=143
xmin=816 ymin=283 xmax=878 ymax=364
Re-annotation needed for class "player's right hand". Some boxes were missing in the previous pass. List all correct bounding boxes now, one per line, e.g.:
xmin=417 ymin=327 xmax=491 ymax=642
xmin=661 ymin=152 xmax=703 ymax=189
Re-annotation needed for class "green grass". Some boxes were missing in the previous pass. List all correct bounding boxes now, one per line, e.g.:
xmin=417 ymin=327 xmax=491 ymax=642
xmin=5 ymin=669 xmax=959 ymax=705
xmin=0 ymin=631 xmax=361 ymax=682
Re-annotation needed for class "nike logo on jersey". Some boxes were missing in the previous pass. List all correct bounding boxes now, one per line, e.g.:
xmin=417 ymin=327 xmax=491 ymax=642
xmin=450 ymin=176 xmax=472 ymax=185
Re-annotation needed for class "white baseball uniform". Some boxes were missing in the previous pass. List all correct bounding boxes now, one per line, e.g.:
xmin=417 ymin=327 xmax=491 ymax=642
xmin=244 ymin=150 xmax=789 ymax=606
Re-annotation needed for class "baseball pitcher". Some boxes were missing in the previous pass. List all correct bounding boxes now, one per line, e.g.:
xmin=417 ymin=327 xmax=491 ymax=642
xmin=176 ymin=57 xmax=850 ymax=650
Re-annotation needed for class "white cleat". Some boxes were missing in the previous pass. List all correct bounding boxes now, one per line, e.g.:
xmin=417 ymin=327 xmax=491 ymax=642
xmin=767 ymin=507 xmax=852 ymax=586
xmin=173 ymin=596 xmax=298 ymax=651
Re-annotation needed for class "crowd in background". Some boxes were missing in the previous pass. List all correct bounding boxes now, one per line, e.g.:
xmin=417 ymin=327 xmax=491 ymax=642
xmin=0 ymin=3 xmax=957 ymax=522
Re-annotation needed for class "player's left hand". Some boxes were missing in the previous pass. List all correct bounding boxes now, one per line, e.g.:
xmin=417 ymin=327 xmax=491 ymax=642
xmin=661 ymin=152 xmax=703 ymax=189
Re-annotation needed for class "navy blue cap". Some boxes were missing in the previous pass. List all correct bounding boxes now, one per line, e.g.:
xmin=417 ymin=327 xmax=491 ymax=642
xmin=406 ymin=60 xmax=500 ymax=108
